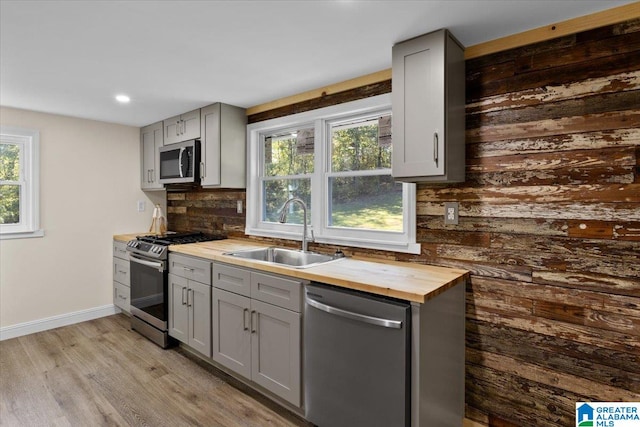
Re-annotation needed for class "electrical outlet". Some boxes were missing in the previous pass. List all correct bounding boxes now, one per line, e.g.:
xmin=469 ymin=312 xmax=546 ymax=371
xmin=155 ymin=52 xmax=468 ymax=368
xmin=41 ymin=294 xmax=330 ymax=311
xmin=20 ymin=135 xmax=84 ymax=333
xmin=237 ymin=200 xmax=243 ymax=214
xmin=137 ymin=200 xmax=145 ymax=212
xmin=444 ymin=202 xmax=459 ymax=225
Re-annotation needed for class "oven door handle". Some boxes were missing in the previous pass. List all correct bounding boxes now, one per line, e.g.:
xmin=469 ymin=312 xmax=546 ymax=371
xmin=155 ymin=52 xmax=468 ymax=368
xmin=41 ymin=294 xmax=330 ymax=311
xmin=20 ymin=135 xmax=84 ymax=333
xmin=129 ymin=254 xmax=165 ymax=272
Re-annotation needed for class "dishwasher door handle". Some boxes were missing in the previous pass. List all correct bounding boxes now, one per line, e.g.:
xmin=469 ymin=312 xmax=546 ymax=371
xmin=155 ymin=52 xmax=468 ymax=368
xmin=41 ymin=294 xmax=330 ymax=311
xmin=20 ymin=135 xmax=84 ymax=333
xmin=306 ymin=296 xmax=402 ymax=329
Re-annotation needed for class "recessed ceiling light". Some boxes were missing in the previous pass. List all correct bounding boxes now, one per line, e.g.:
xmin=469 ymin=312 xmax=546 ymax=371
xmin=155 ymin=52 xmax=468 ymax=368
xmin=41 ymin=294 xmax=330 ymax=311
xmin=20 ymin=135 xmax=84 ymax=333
xmin=115 ymin=94 xmax=130 ymax=103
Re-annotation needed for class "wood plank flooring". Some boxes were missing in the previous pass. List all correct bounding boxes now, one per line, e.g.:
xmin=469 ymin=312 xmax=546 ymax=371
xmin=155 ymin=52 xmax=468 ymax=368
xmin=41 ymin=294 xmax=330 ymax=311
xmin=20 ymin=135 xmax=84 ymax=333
xmin=0 ymin=314 xmax=309 ymax=427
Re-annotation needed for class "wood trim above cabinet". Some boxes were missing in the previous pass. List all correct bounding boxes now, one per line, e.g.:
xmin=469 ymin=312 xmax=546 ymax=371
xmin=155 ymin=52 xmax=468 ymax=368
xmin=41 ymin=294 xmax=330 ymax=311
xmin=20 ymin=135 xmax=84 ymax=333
xmin=246 ymin=69 xmax=392 ymax=116
xmin=245 ymin=2 xmax=640 ymax=116
xmin=465 ymin=2 xmax=640 ymax=59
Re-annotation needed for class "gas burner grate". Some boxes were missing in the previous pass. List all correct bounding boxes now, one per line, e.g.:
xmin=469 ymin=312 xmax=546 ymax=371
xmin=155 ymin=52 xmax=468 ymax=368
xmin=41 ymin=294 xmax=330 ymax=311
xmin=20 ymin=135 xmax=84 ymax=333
xmin=136 ymin=232 xmax=225 ymax=246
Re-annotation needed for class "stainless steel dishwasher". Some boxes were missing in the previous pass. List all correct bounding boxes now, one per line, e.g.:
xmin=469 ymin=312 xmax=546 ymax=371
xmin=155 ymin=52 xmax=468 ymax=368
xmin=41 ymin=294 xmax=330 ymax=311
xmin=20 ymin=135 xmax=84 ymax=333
xmin=304 ymin=282 xmax=411 ymax=427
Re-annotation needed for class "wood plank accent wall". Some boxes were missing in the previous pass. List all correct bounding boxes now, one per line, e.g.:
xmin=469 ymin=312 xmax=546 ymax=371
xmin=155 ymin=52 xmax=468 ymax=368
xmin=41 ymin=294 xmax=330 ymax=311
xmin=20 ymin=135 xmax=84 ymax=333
xmin=457 ymin=19 xmax=640 ymax=426
xmin=170 ymin=18 xmax=640 ymax=427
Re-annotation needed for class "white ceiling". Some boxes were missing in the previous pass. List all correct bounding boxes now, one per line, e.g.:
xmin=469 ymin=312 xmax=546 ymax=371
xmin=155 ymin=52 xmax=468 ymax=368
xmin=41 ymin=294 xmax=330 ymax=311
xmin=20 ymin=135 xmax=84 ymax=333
xmin=0 ymin=0 xmax=634 ymax=127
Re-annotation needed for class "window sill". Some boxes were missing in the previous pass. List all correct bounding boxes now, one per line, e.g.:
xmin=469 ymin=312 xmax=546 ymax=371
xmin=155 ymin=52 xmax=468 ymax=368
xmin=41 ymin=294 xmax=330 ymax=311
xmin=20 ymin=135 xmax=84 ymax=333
xmin=245 ymin=227 xmax=421 ymax=255
xmin=0 ymin=229 xmax=45 ymax=240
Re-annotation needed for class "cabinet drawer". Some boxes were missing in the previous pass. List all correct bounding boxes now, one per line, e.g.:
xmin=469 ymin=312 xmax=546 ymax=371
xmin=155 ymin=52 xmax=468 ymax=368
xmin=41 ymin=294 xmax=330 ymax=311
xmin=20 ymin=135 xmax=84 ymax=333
xmin=113 ymin=281 xmax=130 ymax=312
xmin=113 ymin=241 xmax=129 ymax=260
xmin=113 ymin=257 xmax=130 ymax=286
xmin=251 ymin=272 xmax=303 ymax=312
xmin=213 ymin=263 xmax=251 ymax=297
xmin=169 ymin=253 xmax=211 ymax=284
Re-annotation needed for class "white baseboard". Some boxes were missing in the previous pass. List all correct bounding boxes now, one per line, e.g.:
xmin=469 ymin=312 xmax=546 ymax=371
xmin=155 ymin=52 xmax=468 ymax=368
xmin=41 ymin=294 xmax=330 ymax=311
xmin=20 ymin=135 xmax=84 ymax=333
xmin=0 ymin=304 xmax=121 ymax=341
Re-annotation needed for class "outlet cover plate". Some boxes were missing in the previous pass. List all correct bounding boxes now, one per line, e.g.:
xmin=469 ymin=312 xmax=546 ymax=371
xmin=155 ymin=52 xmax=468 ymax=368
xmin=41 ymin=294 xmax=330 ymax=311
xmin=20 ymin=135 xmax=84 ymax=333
xmin=444 ymin=202 xmax=459 ymax=225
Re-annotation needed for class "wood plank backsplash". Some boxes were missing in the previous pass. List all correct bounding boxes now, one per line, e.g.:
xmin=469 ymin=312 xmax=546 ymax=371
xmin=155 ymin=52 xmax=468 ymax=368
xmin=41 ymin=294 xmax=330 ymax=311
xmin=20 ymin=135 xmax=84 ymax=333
xmin=167 ymin=189 xmax=246 ymax=237
xmin=169 ymin=18 xmax=640 ymax=426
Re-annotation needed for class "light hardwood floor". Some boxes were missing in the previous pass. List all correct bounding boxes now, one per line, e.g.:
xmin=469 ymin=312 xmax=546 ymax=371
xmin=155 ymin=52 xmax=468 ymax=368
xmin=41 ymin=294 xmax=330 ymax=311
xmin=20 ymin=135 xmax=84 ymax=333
xmin=0 ymin=314 xmax=309 ymax=427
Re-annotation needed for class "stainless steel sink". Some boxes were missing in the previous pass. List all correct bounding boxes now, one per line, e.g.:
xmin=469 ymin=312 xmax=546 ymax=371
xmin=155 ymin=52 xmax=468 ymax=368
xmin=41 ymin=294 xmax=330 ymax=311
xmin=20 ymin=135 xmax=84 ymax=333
xmin=223 ymin=247 xmax=344 ymax=269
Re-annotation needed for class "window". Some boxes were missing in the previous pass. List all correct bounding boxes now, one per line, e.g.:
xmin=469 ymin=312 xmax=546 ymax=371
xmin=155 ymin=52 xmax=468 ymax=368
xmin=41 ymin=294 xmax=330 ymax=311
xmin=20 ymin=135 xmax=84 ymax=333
xmin=0 ymin=126 xmax=42 ymax=239
xmin=247 ymin=94 xmax=419 ymax=254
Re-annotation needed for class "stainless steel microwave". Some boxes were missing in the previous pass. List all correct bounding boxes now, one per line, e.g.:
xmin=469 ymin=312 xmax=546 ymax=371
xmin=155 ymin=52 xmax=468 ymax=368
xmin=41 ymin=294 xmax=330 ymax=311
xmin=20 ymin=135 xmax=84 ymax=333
xmin=158 ymin=139 xmax=200 ymax=185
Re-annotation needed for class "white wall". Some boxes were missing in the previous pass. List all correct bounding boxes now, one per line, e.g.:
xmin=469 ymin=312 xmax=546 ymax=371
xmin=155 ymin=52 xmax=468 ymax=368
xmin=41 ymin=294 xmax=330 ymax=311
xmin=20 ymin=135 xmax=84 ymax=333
xmin=0 ymin=107 xmax=165 ymax=329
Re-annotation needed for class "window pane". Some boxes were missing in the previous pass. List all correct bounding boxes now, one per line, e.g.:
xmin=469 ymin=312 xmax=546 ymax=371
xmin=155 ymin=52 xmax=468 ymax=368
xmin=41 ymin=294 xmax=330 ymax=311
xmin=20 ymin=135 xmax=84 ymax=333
xmin=0 ymin=184 xmax=20 ymax=224
xmin=328 ymin=175 xmax=402 ymax=231
xmin=264 ymin=129 xmax=314 ymax=177
xmin=331 ymin=116 xmax=392 ymax=172
xmin=262 ymin=178 xmax=311 ymax=224
xmin=0 ymin=143 xmax=20 ymax=181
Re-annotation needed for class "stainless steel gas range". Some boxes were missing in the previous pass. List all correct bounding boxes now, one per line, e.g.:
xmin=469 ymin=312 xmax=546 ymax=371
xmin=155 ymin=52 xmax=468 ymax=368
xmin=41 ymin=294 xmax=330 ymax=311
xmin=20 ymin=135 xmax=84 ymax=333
xmin=125 ymin=232 xmax=225 ymax=348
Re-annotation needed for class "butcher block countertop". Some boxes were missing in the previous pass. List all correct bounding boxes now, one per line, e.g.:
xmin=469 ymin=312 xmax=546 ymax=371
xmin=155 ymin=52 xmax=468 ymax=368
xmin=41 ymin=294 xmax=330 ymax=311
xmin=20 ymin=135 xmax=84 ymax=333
xmin=114 ymin=234 xmax=467 ymax=303
xmin=178 ymin=239 xmax=467 ymax=303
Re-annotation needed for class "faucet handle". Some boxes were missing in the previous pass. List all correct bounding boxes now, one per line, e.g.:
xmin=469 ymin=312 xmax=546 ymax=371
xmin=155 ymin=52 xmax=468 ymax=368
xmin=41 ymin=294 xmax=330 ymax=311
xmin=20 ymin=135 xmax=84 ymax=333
xmin=308 ymin=227 xmax=315 ymax=243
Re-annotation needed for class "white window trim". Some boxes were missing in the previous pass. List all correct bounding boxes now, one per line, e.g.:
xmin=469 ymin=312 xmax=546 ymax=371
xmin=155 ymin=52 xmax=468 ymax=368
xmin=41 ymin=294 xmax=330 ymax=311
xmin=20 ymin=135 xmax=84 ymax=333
xmin=246 ymin=94 xmax=420 ymax=254
xmin=0 ymin=126 xmax=43 ymax=240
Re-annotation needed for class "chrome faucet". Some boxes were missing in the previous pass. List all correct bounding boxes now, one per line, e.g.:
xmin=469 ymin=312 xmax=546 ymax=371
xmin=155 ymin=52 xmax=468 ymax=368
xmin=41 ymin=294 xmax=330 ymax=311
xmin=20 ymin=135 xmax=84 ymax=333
xmin=279 ymin=197 xmax=313 ymax=252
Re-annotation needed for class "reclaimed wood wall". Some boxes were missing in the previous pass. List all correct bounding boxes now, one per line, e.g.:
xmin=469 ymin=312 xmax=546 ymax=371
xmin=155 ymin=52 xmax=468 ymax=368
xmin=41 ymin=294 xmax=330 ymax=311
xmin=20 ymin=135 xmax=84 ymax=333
xmin=167 ymin=189 xmax=246 ymax=237
xmin=168 ymin=17 xmax=640 ymax=426
xmin=440 ymin=18 xmax=640 ymax=426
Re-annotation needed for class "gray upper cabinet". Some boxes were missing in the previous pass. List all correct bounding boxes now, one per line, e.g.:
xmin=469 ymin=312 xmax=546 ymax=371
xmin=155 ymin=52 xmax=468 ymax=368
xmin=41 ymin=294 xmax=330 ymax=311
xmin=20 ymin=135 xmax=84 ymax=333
xmin=200 ymin=103 xmax=247 ymax=188
xmin=140 ymin=122 xmax=164 ymax=190
xmin=391 ymin=29 xmax=465 ymax=183
xmin=164 ymin=108 xmax=201 ymax=145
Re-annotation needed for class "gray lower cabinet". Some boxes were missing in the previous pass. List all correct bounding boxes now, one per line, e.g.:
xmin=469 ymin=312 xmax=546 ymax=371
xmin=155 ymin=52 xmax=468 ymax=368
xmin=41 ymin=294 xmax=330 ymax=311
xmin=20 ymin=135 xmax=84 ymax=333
xmin=112 ymin=240 xmax=130 ymax=313
xmin=168 ymin=253 xmax=212 ymax=358
xmin=211 ymin=263 xmax=304 ymax=407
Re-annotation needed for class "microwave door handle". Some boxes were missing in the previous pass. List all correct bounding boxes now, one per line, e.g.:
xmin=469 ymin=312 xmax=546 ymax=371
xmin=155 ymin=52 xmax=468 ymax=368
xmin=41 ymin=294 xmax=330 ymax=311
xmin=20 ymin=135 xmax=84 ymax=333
xmin=178 ymin=147 xmax=186 ymax=178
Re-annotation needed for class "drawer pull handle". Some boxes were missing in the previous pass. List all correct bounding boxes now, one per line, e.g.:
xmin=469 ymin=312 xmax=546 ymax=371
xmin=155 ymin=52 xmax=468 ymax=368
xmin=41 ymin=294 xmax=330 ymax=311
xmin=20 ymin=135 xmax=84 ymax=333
xmin=243 ymin=308 xmax=249 ymax=331
xmin=433 ymin=132 xmax=439 ymax=165
xmin=250 ymin=310 xmax=257 ymax=334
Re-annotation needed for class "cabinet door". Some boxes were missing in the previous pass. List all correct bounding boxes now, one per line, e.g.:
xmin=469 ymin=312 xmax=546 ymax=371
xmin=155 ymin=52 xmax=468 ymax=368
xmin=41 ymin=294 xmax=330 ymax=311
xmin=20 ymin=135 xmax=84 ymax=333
xmin=392 ymin=29 xmax=445 ymax=179
xmin=212 ymin=288 xmax=251 ymax=378
xmin=163 ymin=114 xmax=181 ymax=145
xmin=113 ymin=257 xmax=130 ymax=286
xmin=113 ymin=281 xmax=130 ymax=313
xmin=141 ymin=122 xmax=164 ymax=190
xmin=169 ymin=253 xmax=211 ymax=284
xmin=213 ymin=263 xmax=251 ymax=297
xmin=251 ymin=272 xmax=302 ymax=312
xmin=251 ymin=299 xmax=301 ymax=406
xmin=200 ymin=103 xmax=221 ymax=187
xmin=200 ymin=103 xmax=247 ymax=188
xmin=168 ymin=274 xmax=189 ymax=344
xmin=188 ymin=281 xmax=211 ymax=357
xmin=113 ymin=241 xmax=129 ymax=259
xmin=180 ymin=109 xmax=201 ymax=141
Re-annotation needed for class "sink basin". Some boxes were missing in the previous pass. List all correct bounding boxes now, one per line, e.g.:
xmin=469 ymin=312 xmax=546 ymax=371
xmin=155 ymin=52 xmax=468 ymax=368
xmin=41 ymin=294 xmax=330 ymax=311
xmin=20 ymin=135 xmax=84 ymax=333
xmin=224 ymin=247 xmax=344 ymax=269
